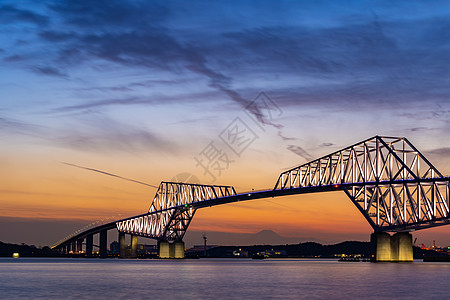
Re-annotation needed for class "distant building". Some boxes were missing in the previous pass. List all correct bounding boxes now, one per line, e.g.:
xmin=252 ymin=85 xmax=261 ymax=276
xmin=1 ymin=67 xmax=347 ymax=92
xmin=109 ymin=241 xmax=157 ymax=256
xmin=186 ymin=245 xmax=219 ymax=256
xmin=137 ymin=244 xmax=157 ymax=256
xmin=110 ymin=241 xmax=119 ymax=255
xmin=233 ymin=249 xmax=249 ymax=257
xmin=255 ymin=249 xmax=287 ymax=258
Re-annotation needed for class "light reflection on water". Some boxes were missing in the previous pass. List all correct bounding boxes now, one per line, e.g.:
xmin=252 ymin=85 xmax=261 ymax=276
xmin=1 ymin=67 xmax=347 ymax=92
xmin=1 ymin=258 xmax=449 ymax=299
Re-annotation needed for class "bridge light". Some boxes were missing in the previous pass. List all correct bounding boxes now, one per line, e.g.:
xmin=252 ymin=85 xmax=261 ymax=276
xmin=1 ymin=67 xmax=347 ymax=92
xmin=184 ymin=204 xmax=188 ymax=208
xmin=334 ymin=184 xmax=339 ymax=188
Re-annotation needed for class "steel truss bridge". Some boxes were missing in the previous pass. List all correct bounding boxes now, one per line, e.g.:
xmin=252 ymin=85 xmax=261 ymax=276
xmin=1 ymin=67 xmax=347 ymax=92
xmin=53 ymin=136 xmax=450 ymax=257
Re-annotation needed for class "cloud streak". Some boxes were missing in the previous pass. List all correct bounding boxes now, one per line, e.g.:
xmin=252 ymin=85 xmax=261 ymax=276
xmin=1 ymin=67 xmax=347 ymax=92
xmin=0 ymin=4 xmax=49 ymax=26
xmin=32 ymin=66 xmax=67 ymax=78
xmin=0 ymin=114 xmax=173 ymax=154
xmin=5 ymin=2 xmax=450 ymax=107
xmin=2 ymin=1 xmax=450 ymax=158
xmin=62 ymin=162 xmax=159 ymax=189
xmin=4 ymin=1 xmax=445 ymax=115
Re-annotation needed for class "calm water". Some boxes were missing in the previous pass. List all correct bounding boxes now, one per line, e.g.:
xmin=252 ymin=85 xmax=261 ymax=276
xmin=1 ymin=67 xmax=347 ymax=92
xmin=1 ymin=258 xmax=450 ymax=299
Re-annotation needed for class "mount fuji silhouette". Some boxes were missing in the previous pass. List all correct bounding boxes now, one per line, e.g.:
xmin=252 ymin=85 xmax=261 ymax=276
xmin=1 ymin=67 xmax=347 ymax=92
xmin=184 ymin=229 xmax=323 ymax=247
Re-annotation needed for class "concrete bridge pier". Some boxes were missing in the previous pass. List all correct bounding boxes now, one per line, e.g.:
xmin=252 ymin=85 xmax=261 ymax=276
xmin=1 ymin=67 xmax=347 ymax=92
xmin=158 ymin=240 xmax=185 ymax=258
xmin=86 ymin=234 xmax=93 ymax=257
xmin=76 ymin=239 xmax=83 ymax=254
xmin=371 ymin=232 xmax=413 ymax=262
xmin=118 ymin=233 xmax=138 ymax=258
xmin=71 ymin=241 xmax=76 ymax=253
xmin=174 ymin=241 xmax=185 ymax=258
xmin=99 ymin=230 xmax=107 ymax=258
xmin=119 ymin=232 xmax=126 ymax=257
xmin=130 ymin=235 xmax=138 ymax=258
xmin=158 ymin=241 xmax=170 ymax=258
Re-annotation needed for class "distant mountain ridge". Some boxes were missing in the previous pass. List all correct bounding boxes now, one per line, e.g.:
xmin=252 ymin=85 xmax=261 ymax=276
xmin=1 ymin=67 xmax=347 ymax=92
xmin=184 ymin=229 xmax=324 ymax=247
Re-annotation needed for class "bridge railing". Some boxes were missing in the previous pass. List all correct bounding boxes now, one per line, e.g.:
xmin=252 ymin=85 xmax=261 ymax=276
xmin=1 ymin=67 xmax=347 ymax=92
xmin=50 ymin=215 xmax=122 ymax=249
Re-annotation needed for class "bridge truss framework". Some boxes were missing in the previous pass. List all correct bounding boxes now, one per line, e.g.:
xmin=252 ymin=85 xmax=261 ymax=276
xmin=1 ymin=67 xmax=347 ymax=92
xmin=116 ymin=182 xmax=236 ymax=241
xmin=275 ymin=136 xmax=450 ymax=231
xmin=54 ymin=136 xmax=450 ymax=256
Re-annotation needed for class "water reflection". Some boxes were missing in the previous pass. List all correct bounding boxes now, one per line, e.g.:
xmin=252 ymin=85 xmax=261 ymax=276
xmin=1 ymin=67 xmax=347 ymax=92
xmin=0 ymin=258 xmax=449 ymax=299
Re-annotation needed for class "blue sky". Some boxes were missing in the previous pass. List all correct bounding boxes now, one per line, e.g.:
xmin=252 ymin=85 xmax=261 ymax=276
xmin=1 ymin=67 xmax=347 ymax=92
xmin=2 ymin=0 xmax=450 ymax=246
xmin=2 ymin=0 xmax=450 ymax=155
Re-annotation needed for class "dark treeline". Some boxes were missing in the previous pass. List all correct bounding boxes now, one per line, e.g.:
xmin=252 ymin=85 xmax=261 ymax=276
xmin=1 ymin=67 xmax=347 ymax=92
xmin=188 ymin=241 xmax=439 ymax=259
xmin=0 ymin=240 xmax=443 ymax=259
xmin=0 ymin=241 xmax=54 ymax=257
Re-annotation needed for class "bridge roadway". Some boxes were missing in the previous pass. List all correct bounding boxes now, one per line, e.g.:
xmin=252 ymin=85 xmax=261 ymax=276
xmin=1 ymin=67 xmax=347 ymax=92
xmin=52 ymin=136 xmax=450 ymax=262
xmin=49 ymin=184 xmax=360 ymax=256
xmin=51 ymin=184 xmax=345 ymax=256
xmin=53 ymin=177 xmax=450 ymax=259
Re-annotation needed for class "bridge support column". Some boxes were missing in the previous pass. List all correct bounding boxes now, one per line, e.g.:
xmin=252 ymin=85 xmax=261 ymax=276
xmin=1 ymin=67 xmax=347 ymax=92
xmin=86 ymin=234 xmax=93 ymax=257
xmin=394 ymin=232 xmax=413 ymax=261
xmin=173 ymin=241 xmax=185 ymax=259
xmin=76 ymin=239 xmax=83 ymax=254
xmin=99 ymin=230 xmax=107 ymax=258
xmin=371 ymin=232 xmax=391 ymax=261
xmin=371 ymin=232 xmax=413 ymax=262
xmin=71 ymin=241 xmax=76 ymax=253
xmin=158 ymin=241 xmax=184 ymax=258
xmin=130 ymin=235 xmax=138 ymax=258
xmin=158 ymin=241 xmax=170 ymax=258
xmin=119 ymin=232 xmax=126 ymax=258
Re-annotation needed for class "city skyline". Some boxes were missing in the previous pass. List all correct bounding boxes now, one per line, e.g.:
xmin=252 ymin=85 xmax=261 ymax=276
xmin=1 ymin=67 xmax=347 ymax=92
xmin=2 ymin=1 xmax=450 ymax=246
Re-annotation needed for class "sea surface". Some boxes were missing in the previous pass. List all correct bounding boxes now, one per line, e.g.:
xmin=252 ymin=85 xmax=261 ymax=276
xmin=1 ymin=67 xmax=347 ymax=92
xmin=1 ymin=258 xmax=450 ymax=299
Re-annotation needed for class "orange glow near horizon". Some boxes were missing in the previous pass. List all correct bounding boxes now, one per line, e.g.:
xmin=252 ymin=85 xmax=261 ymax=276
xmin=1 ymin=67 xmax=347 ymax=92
xmin=189 ymin=192 xmax=372 ymax=236
xmin=3 ymin=0 xmax=450 ymax=250
xmin=2 ymin=136 xmax=450 ymax=247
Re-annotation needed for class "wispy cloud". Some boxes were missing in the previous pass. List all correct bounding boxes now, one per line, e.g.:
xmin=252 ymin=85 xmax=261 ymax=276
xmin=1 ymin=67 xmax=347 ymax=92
xmin=319 ymin=142 xmax=334 ymax=147
xmin=0 ymin=116 xmax=43 ymax=137
xmin=32 ymin=66 xmax=67 ymax=78
xmin=7 ymin=1 xmax=445 ymax=114
xmin=5 ymin=2 xmax=450 ymax=108
xmin=48 ymin=0 xmax=169 ymax=29
xmin=55 ymin=97 xmax=146 ymax=112
xmin=52 ymin=116 xmax=174 ymax=153
xmin=3 ymin=1 xmax=450 ymax=157
xmin=3 ymin=55 xmax=25 ymax=62
xmin=426 ymin=147 xmax=450 ymax=156
xmin=19 ymin=2 xmax=284 ymax=129
xmin=0 ymin=114 xmax=174 ymax=154
xmin=0 ymin=4 xmax=49 ymax=26
xmin=286 ymin=145 xmax=314 ymax=162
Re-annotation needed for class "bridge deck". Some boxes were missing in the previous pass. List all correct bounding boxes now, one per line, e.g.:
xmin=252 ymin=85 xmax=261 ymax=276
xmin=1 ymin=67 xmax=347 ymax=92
xmin=126 ymin=177 xmax=450 ymax=213
xmin=52 ymin=136 xmax=450 ymax=249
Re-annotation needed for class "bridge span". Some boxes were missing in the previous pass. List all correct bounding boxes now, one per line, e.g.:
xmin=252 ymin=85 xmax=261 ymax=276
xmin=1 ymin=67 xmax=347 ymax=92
xmin=52 ymin=136 xmax=450 ymax=262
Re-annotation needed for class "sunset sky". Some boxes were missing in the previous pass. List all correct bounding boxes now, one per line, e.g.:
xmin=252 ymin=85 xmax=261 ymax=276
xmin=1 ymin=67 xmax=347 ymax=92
xmin=2 ymin=0 xmax=450 ymax=247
